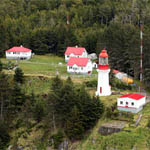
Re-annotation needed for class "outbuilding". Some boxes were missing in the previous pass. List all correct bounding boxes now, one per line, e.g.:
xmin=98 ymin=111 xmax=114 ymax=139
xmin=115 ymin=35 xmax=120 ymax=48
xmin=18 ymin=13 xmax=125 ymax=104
xmin=5 ymin=46 xmax=32 ymax=60
xmin=67 ymin=57 xmax=92 ymax=74
xmin=64 ymin=46 xmax=88 ymax=62
xmin=117 ymin=93 xmax=146 ymax=113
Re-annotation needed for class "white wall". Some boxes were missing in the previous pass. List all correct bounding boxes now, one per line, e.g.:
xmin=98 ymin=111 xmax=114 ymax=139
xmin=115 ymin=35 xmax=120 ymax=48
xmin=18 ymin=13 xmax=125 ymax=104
xmin=67 ymin=61 xmax=92 ymax=74
xmin=96 ymin=69 xmax=111 ymax=96
xmin=117 ymin=97 xmax=146 ymax=108
xmin=6 ymin=51 xmax=32 ymax=60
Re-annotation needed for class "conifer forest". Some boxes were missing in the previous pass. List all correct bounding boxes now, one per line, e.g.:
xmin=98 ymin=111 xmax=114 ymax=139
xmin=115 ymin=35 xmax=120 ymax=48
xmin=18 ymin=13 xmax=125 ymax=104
xmin=0 ymin=0 xmax=150 ymax=86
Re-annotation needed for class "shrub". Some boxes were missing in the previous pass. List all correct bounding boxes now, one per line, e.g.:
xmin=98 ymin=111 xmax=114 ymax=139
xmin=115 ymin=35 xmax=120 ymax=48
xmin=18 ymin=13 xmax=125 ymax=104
xmin=84 ymin=80 xmax=97 ymax=88
xmin=147 ymin=119 xmax=150 ymax=128
xmin=111 ymin=78 xmax=132 ymax=90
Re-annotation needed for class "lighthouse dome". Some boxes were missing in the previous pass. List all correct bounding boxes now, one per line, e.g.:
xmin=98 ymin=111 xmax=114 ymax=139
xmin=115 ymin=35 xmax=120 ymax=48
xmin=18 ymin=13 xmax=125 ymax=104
xmin=99 ymin=49 xmax=108 ymax=58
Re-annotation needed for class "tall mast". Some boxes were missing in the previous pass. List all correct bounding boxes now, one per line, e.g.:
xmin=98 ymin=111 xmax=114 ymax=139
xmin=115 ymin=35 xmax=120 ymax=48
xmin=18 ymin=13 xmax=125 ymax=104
xmin=140 ymin=23 xmax=143 ymax=92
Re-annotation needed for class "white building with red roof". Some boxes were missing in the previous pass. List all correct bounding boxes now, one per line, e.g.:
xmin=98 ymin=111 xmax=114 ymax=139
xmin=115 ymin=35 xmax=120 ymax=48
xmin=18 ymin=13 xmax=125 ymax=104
xmin=64 ymin=46 xmax=88 ymax=62
xmin=67 ymin=57 xmax=92 ymax=74
xmin=5 ymin=46 xmax=32 ymax=60
xmin=96 ymin=48 xmax=111 ymax=96
xmin=117 ymin=93 xmax=146 ymax=113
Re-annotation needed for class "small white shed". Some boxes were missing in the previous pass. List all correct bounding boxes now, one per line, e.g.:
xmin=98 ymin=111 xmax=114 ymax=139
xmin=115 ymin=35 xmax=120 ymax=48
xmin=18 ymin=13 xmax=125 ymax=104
xmin=117 ymin=93 xmax=146 ymax=113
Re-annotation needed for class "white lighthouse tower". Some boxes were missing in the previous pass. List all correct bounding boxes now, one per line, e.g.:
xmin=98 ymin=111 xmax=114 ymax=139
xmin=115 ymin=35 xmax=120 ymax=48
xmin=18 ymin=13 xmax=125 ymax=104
xmin=96 ymin=48 xmax=111 ymax=96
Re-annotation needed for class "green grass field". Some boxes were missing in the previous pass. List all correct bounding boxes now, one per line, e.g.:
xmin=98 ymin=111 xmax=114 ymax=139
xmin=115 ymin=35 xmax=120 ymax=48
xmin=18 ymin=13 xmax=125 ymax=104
xmin=2 ymin=54 xmax=97 ymax=78
xmin=1 ymin=55 xmax=98 ymax=94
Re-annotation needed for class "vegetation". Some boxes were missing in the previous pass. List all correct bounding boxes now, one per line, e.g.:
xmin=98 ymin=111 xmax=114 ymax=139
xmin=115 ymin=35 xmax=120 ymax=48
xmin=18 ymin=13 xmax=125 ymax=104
xmin=0 ymin=0 xmax=149 ymax=87
xmin=0 ymin=1 xmax=150 ymax=149
xmin=0 ymin=63 xmax=104 ymax=149
xmin=14 ymin=67 xmax=24 ymax=84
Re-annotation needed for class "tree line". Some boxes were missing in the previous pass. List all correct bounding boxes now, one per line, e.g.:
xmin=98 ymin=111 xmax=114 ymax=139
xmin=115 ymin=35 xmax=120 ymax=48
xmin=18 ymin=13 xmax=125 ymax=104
xmin=0 ymin=0 xmax=150 ymax=87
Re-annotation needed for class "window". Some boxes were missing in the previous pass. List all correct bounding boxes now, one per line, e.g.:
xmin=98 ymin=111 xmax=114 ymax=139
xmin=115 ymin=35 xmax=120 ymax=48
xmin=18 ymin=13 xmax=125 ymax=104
xmin=126 ymin=102 xmax=128 ymax=105
xmin=131 ymin=102 xmax=134 ymax=106
xmin=13 ymin=52 xmax=16 ymax=54
xmin=67 ymin=55 xmax=69 ymax=58
xmin=73 ymin=68 xmax=78 ymax=70
xmin=69 ymin=66 xmax=72 ymax=69
xmin=120 ymin=101 xmax=123 ymax=104
xmin=81 ymin=67 xmax=83 ymax=70
xmin=8 ymin=52 xmax=11 ymax=54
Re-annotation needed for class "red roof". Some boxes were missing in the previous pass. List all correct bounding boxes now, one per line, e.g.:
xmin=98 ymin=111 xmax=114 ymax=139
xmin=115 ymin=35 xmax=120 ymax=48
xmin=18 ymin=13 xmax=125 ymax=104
xmin=113 ymin=69 xmax=119 ymax=74
xmin=65 ymin=47 xmax=85 ymax=55
xmin=6 ymin=46 xmax=32 ymax=52
xmin=99 ymin=49 xmax=108 ymax=58
xmin=67 ymin=57 xmax=89 ymax=67
xmin=120 ymin=93 xmax=145 ymax=100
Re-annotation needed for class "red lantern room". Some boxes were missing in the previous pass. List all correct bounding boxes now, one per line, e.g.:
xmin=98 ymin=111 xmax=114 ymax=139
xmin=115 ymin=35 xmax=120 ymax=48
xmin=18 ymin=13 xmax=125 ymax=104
xmin=98 ymin=48 xmax=109 ymax=70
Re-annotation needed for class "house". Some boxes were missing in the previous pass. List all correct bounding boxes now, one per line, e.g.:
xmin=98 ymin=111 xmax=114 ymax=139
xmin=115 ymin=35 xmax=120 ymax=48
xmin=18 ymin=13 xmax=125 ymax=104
xmin=5 ymin=46 xmax=32 ymax=60
xmin=117 ymin=93 xmax=146 ymax=113
xmin=64 ymin=46 xmax=88 ymax=62
xmin=67 ymin=57 xmax=92 ymax=74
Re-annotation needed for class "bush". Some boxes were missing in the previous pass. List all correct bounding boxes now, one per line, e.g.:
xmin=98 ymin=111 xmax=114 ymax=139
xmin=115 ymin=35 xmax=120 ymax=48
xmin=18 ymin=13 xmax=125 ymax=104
xmin=111 ymin=78 xmax=132 ymax=90
xmin=84 ymin=80 xmax=97 ymax=88
xmin=3 ymin=61 xmax=16 ymax=70
xmin=147 ymin=119 xmax=150 ymax=128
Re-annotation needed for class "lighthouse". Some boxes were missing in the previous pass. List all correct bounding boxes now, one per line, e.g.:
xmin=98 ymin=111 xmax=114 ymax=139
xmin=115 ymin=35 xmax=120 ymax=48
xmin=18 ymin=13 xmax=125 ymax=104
xmin=96 ymin=48 xmax=111 ymax=96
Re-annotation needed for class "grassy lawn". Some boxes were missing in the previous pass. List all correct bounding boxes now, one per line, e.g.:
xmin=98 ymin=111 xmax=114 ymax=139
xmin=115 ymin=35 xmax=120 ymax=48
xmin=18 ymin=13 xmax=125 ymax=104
xmin=1 ymin=54 xmax=97 ymax=79
xmin=1 ymin=55 xmax=98 ymax=94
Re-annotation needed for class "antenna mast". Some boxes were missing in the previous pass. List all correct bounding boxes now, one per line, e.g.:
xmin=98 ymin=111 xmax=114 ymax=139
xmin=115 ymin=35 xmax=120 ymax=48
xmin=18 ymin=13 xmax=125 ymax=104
xmin=140 ymin=23 xmax=143 ymax=92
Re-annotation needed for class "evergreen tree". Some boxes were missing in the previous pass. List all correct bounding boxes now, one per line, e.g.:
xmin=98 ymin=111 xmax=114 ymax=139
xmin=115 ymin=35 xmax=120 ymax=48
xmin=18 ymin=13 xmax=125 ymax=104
xmin=14 ymin=67 xmax=24 ymax=84
xmin=56 ymin=77 xmax=76 ymax=125
xmin=0 ymin=121 xmax=10 ymax=150
xmin=0 ymin=60 xmax=2 ymax=72
xmin=51 ymin=75 xmax=63 ymax=95
xmin=76 ymin=86 xmax=104 ymax=130
xmin=10 ymin=83 xmax=26 ymax=113
xmin=33 ymin=98 xmax=46 ymax=122
xmin=0 ymin=72 xmax=11 ymax=120
xmin=65 ymin=106 xmax=84 ymax=140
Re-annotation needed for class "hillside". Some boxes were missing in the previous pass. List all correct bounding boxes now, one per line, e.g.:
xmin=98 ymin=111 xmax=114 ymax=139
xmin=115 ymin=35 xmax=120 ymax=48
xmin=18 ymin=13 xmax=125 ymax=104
xmin=1 ymin=55 xmax=150 ymax=150
xmin=1 ymin=0 xmax=150 ymax=149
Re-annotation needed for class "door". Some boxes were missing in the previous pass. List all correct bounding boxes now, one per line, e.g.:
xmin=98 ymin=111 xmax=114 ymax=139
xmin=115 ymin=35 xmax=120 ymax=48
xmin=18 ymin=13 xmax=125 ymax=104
xmin=100 ymin=87 xmax=102 ymax=94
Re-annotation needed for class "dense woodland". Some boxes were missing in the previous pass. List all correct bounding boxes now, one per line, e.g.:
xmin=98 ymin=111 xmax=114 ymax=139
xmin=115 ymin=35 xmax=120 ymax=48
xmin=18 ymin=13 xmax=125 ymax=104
xmin=0 ymin=0 xmax=150 ymax=87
